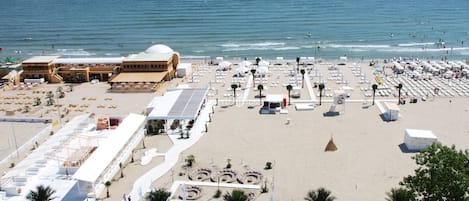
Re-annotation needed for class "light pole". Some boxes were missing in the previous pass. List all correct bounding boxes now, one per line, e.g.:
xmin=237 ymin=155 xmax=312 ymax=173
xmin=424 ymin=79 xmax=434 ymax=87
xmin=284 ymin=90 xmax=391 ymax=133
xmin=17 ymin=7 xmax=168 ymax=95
xmin=10 ymin=123 xmax=19 ymax=157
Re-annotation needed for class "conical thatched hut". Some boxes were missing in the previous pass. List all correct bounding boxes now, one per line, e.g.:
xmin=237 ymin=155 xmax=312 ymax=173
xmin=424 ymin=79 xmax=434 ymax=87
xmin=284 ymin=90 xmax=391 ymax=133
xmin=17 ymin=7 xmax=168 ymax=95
xmin=324 ymin=137 xmax=338 ymax=152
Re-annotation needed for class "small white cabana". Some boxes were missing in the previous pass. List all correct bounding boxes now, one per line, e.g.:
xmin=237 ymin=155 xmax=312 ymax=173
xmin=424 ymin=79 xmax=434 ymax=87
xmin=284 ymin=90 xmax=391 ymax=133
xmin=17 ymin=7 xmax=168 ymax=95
xmin=404 ymin=129 xmax=438 ymax=151
xmin=218 ymin=61 xmax=232 ymax=71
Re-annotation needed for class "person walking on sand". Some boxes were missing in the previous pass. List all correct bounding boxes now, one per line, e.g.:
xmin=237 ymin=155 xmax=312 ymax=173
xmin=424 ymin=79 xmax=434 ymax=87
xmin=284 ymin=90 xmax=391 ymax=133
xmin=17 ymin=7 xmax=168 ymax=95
xmin=128 ymin=195 xmax=131 ymax=201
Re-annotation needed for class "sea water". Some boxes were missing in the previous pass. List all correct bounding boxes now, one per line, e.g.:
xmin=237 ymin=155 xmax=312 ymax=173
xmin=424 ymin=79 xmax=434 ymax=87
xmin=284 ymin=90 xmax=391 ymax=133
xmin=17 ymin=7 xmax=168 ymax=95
xmin=1 ymin=0 xmax=469 ymax=60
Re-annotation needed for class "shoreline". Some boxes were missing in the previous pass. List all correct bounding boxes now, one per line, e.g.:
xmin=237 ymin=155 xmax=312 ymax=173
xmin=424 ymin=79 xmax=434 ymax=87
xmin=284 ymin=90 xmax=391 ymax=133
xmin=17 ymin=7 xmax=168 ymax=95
xmin=0 ymin=57 xmax=468 ymax=201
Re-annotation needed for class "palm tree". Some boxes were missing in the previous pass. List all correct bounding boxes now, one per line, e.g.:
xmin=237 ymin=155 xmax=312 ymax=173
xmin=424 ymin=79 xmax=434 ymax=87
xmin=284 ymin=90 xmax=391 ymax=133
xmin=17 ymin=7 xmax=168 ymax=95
xmin=26 ymin=185 xmax=56 ymax=201
xmin=223 ymin=189 xmax=248 ymax=201
xmin=372 ymin=84 xmax=378 ymax=105
xmin=286 ymin=84 xmax=293 ymax=105
xmin=396 ymin=83 xmax=403 ymax=104
xmin=257 ymin=84 xmax=264 ymax=105
xmin=296 ymin=57 xmax=301 ymax=72
xmin=300 ymin=69 xmax=306 ymax=88
xmin=318 ymin=83 xmax=325 ymax=106
xmin=256 ymin=57 xmax=261 ymax=66
xmin=250 ymin=69 xmax=256 ymax=88
xmin=304 ymin=187 xmax=335 ymax=201
xmin=145 ymin=188 xmax=171 ymax=201
xmin=104 ymin=181 xmax=111 ymax=198
xmin=231 ymin=83 xmax=239 ymax=105
xmin=385 ymin=187 xmax=415 ymax=201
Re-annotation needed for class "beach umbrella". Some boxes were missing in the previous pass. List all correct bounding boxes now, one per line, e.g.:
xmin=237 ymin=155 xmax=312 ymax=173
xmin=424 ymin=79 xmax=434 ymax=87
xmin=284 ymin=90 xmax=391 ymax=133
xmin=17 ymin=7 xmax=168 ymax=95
xmin=218 ymin=61 xmax=232 ymax=70
xmin=235 ymin=65 xmax=249 ymax=74
xmin=258 ymin=60 xmax=269 ymax=66
xmin=324 ymin=137 xmax=338 ymax=152
xmin=239 ymin=60 xmax=252 ymax=67
xmin=256 ymin=66 xmax=269 ymax=74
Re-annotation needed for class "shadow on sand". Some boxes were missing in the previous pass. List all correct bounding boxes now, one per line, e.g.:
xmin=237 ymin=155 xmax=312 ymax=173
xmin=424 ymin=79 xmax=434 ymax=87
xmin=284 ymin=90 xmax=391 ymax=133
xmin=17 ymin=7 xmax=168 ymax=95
xmin=323 ymin=111 xmax=340 ymax=117
xmin=398 ymin=143 xmax=420 ymax=153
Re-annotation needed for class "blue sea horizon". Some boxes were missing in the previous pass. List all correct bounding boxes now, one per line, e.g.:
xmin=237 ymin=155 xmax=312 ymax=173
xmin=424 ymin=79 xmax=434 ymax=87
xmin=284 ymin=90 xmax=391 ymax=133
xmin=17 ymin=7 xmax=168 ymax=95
xmin=1 ymin=0 xmax=469 ymax=60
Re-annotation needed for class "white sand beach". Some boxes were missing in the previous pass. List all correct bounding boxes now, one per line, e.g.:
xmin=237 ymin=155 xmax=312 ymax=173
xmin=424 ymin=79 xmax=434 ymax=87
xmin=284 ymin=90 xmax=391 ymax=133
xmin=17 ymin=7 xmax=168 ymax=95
xmin=1 ymin=59 xmax=468 ymax=201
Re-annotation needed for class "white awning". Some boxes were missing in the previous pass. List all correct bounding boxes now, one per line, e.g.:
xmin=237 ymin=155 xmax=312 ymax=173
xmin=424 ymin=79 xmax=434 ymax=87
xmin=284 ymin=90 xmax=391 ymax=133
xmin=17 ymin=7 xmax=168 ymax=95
xmin=72 ymin=113 xmax=146 ymax=183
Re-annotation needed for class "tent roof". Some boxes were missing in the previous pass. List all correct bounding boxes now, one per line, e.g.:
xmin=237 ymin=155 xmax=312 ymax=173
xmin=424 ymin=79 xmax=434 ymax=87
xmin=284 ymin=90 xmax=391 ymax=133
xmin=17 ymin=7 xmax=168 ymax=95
xmin=405 ymin=129 xmax=437 ymax=139
xmin=72 ymin=113 xmax=146 ymax=183
xmin=110 ymin=72 xmax=167 ymax=83
xmin=147 ymin=88 xmax=208 ymax=120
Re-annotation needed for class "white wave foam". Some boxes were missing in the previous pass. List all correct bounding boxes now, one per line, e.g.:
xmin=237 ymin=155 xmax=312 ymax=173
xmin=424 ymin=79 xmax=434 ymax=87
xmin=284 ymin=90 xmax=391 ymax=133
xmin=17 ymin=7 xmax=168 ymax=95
xmin=221 ymin=42 xmax=285 ymax=48
xmin=379 ymin=47 xmax=469 ymax=53
xmin=57 ymin=49 xmax=95 ymax=56
xmin=181 ymin=55 xmax=211 ymax=59
xmin=326 ymin=44 xmax=391 ymax=48
xmin=398 ymin=42 xmax=435 ymax=47
xmin=273 ymin=47 xmax=300 ymax=50
xmin=221 ymin=43 xmax=240 ymax=48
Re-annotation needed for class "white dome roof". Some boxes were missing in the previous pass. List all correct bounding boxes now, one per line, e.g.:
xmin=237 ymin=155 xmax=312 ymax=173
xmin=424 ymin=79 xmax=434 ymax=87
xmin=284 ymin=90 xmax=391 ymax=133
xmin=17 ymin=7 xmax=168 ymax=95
xmin=145 ymin=44 xmax=173 ymax=54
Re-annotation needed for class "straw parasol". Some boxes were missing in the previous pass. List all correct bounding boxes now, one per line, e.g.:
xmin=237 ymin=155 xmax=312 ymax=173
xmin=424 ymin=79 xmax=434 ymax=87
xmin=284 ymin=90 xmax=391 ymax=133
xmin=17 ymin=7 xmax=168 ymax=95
xmin=324 ymin=136 xmax=338 ymax=152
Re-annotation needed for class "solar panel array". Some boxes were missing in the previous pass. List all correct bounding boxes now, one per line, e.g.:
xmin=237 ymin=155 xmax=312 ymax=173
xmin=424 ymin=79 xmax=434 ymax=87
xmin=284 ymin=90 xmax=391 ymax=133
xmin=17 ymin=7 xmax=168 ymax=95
xmin=167 ymin=88 xmax=207 ymax=119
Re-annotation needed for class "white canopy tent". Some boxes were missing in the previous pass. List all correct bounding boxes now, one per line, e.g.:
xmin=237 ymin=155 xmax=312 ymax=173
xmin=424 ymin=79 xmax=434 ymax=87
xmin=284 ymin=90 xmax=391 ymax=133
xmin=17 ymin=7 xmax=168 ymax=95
xmin=258 ymin=60 xmax=269 ymax=66
xmin=72 ymin=113 xmax=146 ymax=183
xmin=238 ymin=60 xmax=252 ymax=67
xmin=218 ymin=61 xmax=232 ymax=70
xmin=256 ymin=66 xmax=269 ymax=75
xmin=147 ymin=88 xmax=209 ymax=120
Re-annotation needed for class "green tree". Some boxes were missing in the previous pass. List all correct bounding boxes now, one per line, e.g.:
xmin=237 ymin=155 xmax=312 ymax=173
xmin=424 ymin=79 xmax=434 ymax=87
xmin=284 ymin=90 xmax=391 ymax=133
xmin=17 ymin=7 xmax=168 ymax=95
xmin=145 ymin=188 xmax=171 ymax=201
xmin=26 ymin=185 xmax=56 ymax=201
xmin=318 ymin=83 xmax=325 ymax=106
xmin=250 ymin=69 xmax=256 ymax=88
xmin=396 ymin=83 xmax=403 ymax=104
xmin=372 ymin=84 xmax=378 ymax=105
xmin=33 ymin=97 xmax=41 ymax=106
xmin=304 ymin=187 xmax=336 ymax=201
xmin=286 ymin=84 xmax=293 ymax=105
xmin=231 ymin=83 xmax=239 ymax=105
xmin=185 ymin=154 xmax=195 ymax=167
xmin=45 ymin=91 xmax=54 ymax=106
xmin=56 ymin=87 xmax=65 ymax=98
xmin=399 ymin=143 xmax=469 ymax=201
xmin=300 ymin=69 xmax=306 ymax=88
xmin=223 ymin=189 xmax=248 ymax=201
xmin=104 ymin=181 xmax=112 ymax=198
xmin=23 ymin=105 xmax=30 ymax=113
xmin=257 ymin=84 xmax=264 ymax=105
xmin=385 ymin=187 xmax=415 ymax=201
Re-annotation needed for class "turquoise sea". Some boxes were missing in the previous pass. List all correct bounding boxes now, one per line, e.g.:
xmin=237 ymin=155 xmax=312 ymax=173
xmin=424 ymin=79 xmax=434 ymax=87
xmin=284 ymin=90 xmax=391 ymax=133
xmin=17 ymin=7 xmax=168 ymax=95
xmin=1 ymin=0 xmax=469 ymax=60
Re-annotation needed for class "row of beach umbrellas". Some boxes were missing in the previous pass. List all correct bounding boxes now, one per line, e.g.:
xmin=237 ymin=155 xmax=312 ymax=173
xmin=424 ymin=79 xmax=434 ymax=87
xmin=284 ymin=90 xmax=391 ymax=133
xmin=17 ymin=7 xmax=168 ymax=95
xmin=218 ymin=60 xmax=270 ymax=74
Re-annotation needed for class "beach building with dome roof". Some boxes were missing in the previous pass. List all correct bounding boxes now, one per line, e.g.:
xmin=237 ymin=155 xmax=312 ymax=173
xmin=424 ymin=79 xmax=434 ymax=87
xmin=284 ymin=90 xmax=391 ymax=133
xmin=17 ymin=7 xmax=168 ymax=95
xmin=20 ymin=44 xmax=180 ymax=92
